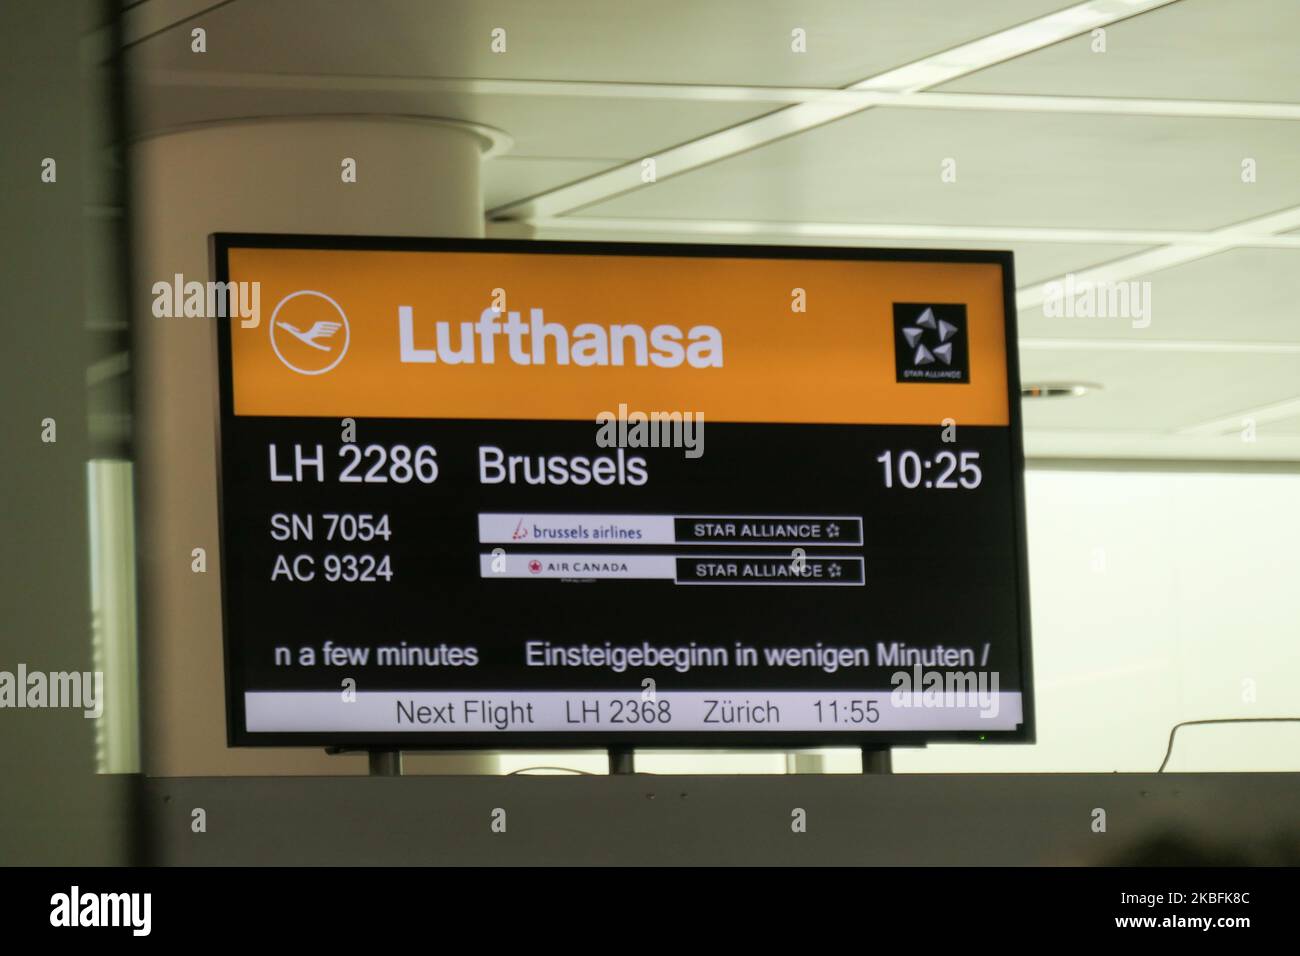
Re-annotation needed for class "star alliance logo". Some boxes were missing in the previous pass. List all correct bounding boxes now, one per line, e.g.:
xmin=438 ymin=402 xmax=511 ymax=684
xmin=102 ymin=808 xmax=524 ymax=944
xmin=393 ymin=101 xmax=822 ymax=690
xmin=893 ymin=303 xmax=969 ymax=383
xmin=902 ymin=308 xmax=958 ymax=366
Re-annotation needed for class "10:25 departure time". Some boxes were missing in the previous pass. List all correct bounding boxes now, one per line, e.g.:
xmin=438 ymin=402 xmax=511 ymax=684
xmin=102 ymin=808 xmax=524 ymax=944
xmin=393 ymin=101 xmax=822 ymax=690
xmin=875 ymin=450 xmax=982 ymax=489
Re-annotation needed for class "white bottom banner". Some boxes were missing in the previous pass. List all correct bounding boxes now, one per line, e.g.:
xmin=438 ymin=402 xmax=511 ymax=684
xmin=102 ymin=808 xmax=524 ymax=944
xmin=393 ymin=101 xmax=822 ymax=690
xmin=245 ymin=690 xmax=1023 ymax=733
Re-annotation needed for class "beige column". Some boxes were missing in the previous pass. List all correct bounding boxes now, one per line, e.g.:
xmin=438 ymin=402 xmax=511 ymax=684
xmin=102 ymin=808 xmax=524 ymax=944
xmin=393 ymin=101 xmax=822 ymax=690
xmin=132 ymin=117 xmax=503 ymax=775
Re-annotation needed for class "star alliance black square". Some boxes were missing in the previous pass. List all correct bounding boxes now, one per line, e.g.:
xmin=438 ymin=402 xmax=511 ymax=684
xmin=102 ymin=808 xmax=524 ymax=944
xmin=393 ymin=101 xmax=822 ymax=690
xmin=893 ymin=303 xmax=969 ymax=383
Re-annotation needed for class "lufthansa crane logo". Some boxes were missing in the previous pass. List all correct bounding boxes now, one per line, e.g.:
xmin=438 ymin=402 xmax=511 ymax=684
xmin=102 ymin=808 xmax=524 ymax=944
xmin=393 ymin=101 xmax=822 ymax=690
xmin=269 ymin=290 xmax=351 ymax=375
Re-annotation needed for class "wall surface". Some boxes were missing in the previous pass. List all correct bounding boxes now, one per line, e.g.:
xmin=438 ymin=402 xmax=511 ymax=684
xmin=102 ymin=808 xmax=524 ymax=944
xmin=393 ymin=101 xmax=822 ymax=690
xmin=476 ymin=465 xmax=1300 ymax=777
xmin=130 ymin=119 xmax=489 ymax=777
xmin=894 ymin=466 xmax=1300 ymax=774
xmin=126 ymin=464 xmax=1300 ymax=778
xmin=0 ymin=0 xmax=137 ymax=866
xmin=147 ymin=772 xmax=1300 ymax=865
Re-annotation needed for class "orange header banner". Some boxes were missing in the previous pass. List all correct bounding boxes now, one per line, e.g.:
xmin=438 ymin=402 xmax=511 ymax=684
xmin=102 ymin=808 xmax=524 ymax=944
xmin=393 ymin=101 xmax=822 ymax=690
xmin=224 ymin=244 xmax=1011 ymax=426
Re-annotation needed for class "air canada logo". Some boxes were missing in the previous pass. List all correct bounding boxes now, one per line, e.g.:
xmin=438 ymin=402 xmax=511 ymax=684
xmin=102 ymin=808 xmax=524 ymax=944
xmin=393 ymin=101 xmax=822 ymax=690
xmin=893 ymin=303 xmax=968 ymax=383
xmin=269 ymin=290 xmax=350 ymax=375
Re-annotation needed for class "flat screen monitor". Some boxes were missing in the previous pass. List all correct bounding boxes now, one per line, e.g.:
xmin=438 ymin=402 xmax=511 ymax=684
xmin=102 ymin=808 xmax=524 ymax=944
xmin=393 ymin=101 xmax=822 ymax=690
xmin=213 ymin=234 xmax=1033 ymax=748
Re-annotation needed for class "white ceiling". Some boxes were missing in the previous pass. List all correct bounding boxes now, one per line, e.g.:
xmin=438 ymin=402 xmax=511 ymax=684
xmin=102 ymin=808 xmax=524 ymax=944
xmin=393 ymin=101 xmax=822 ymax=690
xmin=125 ymin=0 xmax=1300 ymax=461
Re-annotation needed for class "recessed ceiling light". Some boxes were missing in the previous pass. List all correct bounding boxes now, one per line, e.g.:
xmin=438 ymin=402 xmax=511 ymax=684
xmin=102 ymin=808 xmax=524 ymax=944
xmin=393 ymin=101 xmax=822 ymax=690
xmin=1021 ymin=382 xmax=1100 ymax=399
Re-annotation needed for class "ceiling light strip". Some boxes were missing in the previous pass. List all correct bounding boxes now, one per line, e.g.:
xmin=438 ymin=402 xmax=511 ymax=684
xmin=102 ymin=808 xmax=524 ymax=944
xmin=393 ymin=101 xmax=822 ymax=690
xmin=1022 ymin=430 xmax=1300 ymax=460
xmin=1019 ymin=338 xmax=1300 ymax=354
xmin=1016 ymin=205 xmax=1300 ymax=311
xmin=523 ymin=215 xmax=1300 ymax=250
xmin=891 ymin=91 xmax=1300 ymax=121
xmin=143 ymin=70 xmax=1300 ymax=122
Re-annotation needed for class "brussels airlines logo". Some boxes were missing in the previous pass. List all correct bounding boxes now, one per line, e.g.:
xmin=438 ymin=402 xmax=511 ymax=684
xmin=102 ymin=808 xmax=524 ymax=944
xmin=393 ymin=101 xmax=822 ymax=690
xmin=269 ymin=290 xmax=351 ymax=375
xmin=893 ymin=303 xmax=968 ymax=383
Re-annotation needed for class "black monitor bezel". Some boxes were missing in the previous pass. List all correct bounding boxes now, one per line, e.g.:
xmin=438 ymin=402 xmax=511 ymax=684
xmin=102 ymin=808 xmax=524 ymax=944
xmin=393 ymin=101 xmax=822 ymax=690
xmin=212 ymin=232 xmax=1035 ymax=750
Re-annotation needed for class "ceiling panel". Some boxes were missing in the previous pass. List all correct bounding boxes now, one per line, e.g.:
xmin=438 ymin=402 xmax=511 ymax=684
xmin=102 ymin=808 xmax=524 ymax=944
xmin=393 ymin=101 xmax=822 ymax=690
xmin=132 ymin=83 xmax=777 ymax=159
xmin=484 ymin=157 xmax=617 ymax=208
xmin=1260 ymin=414 xmax=1300 ymax=436
xmin=122 ymin=0 xmax=1300 ymax=462
xmin=1019 ymin=349 xmax=1300 ymax=431
xmin=571 ymin=107 xmax=1300 ymax=231
xmin=1019 ymin=247 xmax=1300 ymax=343
xmin=940 ymin=0 xmax=1300 ymax=103
xmin=519 ymin=220 xmax=1149 ymax=286
xmin=130 ymin=0 xmax=1076 ymax=87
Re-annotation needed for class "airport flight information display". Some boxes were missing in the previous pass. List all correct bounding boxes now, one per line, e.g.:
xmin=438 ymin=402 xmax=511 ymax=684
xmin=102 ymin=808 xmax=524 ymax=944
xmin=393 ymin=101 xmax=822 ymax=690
xmin=214 ymin=235 xmax=1032 ymax=747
